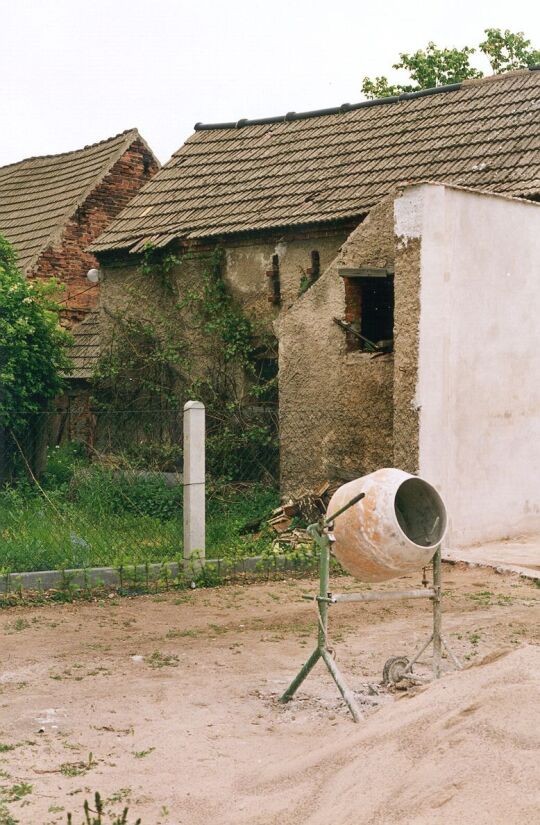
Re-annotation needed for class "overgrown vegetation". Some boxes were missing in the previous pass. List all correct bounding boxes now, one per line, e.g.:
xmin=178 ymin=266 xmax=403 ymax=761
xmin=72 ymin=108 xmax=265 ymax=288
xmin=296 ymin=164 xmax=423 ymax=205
xmin=0 ymin=235 xmax=71 ymax=479
xmin=93 ymin=245 xmax=278 ymax=482
xmin=0 ymin=443 xmax=279 ymax=573
xmin=0 ymin=243 xmax=283 ymax=576
xmin=0 ymin=235 xmax=71 ymax=429
xmin=362 ymin=28 xmax=540 ymax=99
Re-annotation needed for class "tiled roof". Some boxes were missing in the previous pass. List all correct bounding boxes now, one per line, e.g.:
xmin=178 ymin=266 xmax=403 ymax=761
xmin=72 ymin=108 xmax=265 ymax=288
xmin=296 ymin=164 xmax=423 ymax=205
xmin=68 ymin=309 xmax=101 ymax=379
xmin=0 ymin=129 xmax=142 ymax=272
xmin=90 ymin=69 xmax=540 ymax=254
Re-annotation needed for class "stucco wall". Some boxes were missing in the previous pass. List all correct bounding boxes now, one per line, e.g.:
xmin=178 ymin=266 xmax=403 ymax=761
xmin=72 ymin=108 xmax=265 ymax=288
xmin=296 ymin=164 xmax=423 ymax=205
xmin=222 ymin=230 xmax=350 ymax=321
xmin=278 ymin=199 xmax=395 ymax=496
xmin=402 ymin=184 xmax=540 ymax=546
xmin=98 ymin=228 xmax=349 ymax=404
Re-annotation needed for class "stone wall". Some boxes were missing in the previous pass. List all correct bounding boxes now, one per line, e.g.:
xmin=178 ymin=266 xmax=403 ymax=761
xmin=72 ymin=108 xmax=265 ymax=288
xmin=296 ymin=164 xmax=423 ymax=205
xmin=31 ymin=139 xmax=159 ymax=326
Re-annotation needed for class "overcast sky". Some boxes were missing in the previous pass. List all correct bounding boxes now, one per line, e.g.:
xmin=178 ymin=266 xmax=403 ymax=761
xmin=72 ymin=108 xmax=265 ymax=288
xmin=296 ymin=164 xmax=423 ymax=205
xmin=1 ymin=0 xmax=538 ymax=167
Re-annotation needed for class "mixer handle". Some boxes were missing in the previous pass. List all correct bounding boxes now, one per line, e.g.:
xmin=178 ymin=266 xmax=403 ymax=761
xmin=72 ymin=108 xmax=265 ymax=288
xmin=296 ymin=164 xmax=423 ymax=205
xmin=324 ymin=491 xmax=366 ymax=527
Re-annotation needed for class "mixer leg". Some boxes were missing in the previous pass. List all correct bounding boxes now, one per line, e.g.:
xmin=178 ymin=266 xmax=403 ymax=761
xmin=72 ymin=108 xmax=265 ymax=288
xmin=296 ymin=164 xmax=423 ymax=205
xmin=279 ymin=647 xmax=321 ymax=703
xmin=321 ymin=649 xmax=362 ymax=722
xmin=432 ymin=546 xmax=442 ymax=678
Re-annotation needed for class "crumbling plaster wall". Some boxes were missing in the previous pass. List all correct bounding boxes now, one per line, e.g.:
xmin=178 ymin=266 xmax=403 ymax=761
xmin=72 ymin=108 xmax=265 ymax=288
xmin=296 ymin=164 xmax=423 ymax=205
xmin=404 ymin=183 xmax=540 ymax=546
xmin=98 ymin=228 xmax=349 ymax=394
xmin=277 ymin=199 xmax=396 ymax=496
xmin=222 ymin=230 xmax=350 ymax=321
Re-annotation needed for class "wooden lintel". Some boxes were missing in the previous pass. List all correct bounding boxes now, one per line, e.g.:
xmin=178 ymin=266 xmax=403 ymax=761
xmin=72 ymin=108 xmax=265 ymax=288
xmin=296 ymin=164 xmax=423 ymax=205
xmin=338 ymin=266 xmax=394 ymax=278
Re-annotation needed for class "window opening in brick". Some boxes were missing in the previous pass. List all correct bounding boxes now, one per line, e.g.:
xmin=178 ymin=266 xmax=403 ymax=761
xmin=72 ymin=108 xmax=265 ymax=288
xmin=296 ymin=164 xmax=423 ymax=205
xmin=266 ymin=254 xmax=281 ymax=305
xmin=344 ymin=274 xmax=394 ymax=352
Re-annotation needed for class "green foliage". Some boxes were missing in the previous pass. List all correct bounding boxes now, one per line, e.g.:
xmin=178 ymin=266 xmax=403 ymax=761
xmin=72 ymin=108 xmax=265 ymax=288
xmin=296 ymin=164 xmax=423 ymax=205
xmin=0 ymin=446 xmax=279 ymax=572
xmin=479 ymin=28 xmax=540 ymax=73
xmin=362 ymin=28 xmax=539 ymax=99
xmin=0 ymin=235 xmax=72 ymax=432
xmin=42 ymin=443 xmax=86 ymax=488
xmin=73 ymin=466 xmax=182 ymax=520
xmin=66 ymin=792 xmax=140 ymax=825
xmin=94 ymin=245 xmax=278 ymax=483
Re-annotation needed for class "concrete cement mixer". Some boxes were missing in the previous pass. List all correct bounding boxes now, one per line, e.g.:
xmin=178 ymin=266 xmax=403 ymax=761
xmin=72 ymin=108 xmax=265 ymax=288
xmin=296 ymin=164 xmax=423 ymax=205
xmin=327 ymin=468 xmax=448 ymax=582
xmin=279 ymin=468 xmax=461 ymax=722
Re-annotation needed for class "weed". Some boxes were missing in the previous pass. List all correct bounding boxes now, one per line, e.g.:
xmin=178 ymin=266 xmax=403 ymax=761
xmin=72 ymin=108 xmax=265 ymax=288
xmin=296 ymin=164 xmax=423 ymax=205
xmin=146 ymin=651 xmax=179 ymax=669
xmin=1 ymin=784 xmax=32 ymax=803
xmin=4 ymin=619 xmax=30 ymax=634
xmin=66 ymin=791 xmax=141 ymax=824
xmin=0 ymin=802 xmax=18 ymax=825
xmin=132 ymin=748 xmax=155 ymax=759
xmin=60 ymin=753 xmax=96 ymax=777
xmin=165 ymin=628 xmax=199 ymax=639
xmin=106 ymin=790 xmax=132 ymax=805
xmin=0 ymin=473 xmax=278 ymax=574
xmin=0 ymin=747 xmax=15 ymax=754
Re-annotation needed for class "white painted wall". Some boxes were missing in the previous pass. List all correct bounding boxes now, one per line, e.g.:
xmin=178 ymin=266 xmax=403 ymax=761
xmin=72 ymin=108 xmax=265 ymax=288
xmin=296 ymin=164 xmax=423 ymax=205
xmin=398 ymin=184 xmax=540 ymax=547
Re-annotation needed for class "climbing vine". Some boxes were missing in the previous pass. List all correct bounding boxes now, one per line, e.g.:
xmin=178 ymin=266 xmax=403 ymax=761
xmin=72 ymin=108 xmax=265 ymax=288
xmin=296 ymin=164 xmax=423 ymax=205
xmin=93 ymin=245 xmax=278 ymax=481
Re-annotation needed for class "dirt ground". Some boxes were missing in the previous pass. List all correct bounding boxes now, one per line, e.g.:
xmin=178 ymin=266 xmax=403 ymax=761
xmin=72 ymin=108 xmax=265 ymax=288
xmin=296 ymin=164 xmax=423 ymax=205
xmin=0 ymin=564 xmax=539 ymax=825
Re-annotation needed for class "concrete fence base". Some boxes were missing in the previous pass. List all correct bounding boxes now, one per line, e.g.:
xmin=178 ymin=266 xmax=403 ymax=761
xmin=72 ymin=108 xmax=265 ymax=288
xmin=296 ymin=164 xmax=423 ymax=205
xmin=0 ymin=554 xmax=316 ymax=595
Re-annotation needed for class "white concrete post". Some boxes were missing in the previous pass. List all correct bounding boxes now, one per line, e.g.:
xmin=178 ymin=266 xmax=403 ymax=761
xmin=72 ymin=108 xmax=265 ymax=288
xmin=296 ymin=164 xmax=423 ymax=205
xmin=183 ymin=401 xmax=205 ymax=565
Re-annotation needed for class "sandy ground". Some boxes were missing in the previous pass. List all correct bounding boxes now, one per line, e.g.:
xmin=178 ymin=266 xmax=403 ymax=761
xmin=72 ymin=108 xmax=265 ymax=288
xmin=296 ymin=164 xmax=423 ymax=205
xmin=0 ymin=564 xmax=539 ymax=824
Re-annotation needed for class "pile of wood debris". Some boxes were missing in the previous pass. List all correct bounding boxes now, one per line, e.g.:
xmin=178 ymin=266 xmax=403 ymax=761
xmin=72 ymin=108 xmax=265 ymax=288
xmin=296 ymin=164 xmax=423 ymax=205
xmin=268 ymin=481 xmax=342 ymax=549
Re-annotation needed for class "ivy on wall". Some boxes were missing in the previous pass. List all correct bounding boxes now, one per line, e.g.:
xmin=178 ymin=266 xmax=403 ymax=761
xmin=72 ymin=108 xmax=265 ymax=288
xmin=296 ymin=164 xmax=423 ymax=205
xmin=92 ymin=246 xmax=278 ymax=481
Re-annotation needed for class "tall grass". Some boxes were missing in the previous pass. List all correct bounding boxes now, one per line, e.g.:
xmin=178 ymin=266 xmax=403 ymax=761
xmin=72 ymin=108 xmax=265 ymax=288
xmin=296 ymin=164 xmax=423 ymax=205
xmin=0 ymin=444 xmax=279 ymax=574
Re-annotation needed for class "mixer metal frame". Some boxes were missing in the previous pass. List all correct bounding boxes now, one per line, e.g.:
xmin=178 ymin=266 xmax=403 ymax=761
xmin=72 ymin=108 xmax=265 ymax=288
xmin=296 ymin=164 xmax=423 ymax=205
xmin=279 ymin=493 xmax=462 ymax=722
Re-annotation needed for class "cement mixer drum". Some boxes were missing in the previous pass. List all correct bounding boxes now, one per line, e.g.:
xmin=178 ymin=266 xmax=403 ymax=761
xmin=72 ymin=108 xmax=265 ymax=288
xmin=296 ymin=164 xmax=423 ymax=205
xmin=327 ymin=468 xmax=447 ymax=582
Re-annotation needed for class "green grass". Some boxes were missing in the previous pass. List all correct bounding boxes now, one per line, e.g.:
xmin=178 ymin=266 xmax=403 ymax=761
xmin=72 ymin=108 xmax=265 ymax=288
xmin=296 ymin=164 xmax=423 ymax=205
xmin=0 ymin=446 xmax=279 ymax=574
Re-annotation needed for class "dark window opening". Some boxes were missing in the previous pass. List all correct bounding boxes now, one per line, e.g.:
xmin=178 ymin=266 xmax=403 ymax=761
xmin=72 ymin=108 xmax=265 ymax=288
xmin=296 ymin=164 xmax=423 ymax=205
xmin=344 ymin=274 xmax=394 ymax=352
xmin=307 ymin=250 xmax=320 ymax=282
xmin=266 ymin=254 xmax=281 ymax=305
xmin=253 ymin=343 xmax=278 ymax=403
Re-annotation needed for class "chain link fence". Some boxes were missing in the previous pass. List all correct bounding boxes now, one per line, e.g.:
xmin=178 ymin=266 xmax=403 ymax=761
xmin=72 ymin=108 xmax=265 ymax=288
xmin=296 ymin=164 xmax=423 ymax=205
xmin=0 ymin=403 xmax=284 ymax=578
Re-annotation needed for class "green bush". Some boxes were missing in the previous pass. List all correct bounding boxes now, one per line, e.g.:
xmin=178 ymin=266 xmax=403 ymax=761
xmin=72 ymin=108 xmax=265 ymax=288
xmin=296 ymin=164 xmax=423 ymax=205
xmin=0 ymin=235 xmax=71 ymax=432
xmin=42 ymin=443 xmax=86 ymax=489
xmin=72 ymin=467 xmax=182 ymax=520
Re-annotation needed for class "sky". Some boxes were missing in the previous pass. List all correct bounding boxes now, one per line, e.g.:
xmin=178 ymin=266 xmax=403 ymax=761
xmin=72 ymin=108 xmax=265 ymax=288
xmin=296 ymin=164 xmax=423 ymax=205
xmin=1 ymin=0 xmax=539 ymax=167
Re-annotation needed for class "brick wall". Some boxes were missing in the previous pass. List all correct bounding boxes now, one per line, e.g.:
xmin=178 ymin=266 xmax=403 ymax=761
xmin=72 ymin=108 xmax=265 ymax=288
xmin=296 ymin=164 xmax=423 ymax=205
xmin=30 ymin=139 xmax=159 ymax=326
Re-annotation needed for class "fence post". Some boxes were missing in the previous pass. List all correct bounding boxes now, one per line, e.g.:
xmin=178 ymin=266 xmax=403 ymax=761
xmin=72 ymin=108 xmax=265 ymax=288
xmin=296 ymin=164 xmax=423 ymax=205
xmin=183 ymin=401 xmax=205 ymax=568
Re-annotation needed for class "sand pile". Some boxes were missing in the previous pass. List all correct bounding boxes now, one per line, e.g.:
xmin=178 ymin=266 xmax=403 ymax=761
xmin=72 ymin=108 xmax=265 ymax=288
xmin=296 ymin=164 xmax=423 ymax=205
xmin=235 ymin=645 xmax=540 ymax=825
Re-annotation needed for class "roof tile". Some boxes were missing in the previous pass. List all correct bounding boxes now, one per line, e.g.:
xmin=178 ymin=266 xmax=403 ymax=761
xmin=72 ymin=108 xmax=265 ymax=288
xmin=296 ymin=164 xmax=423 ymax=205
xmin=91 ymin=72 xmax=540 ymax=253
xmin=0 ymin=130 xmax=142 ymax=271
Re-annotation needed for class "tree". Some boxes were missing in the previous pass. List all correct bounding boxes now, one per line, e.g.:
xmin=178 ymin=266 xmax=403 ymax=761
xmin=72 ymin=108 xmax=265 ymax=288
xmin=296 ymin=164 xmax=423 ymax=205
xmin=362 ymin=28 xmax=540 ymax=99
xmin=479 ymin=28 xmax=540 ymax=74
xmin=0 ymin=235 xmax=72 ymax=438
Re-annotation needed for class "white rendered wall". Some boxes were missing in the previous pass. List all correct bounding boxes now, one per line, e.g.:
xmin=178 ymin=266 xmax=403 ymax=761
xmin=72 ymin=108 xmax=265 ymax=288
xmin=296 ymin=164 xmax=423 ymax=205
xmin=397 ymin=184 xmax=540 ymax=547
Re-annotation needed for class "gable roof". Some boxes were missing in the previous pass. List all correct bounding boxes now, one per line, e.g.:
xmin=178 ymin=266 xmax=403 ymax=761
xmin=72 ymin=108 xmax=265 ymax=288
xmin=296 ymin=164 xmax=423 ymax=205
xmin=91 ymin=68 xmax=540 ymax=256
xmin=0 ymin=129 xmax=147 ymax=272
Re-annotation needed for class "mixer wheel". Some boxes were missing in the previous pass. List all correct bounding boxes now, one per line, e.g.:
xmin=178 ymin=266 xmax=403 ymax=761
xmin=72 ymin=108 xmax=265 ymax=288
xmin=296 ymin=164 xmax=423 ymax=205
xmin=383 ymin=655 xmax=411 ymax=685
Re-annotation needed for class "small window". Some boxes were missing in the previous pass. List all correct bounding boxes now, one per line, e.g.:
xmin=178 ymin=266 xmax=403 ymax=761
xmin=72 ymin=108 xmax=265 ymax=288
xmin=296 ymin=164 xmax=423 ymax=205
xmin=343 ymin=273 xmax=394 ymax=352
xmin=307 ymin=250 xmax=320 ymax=281
xmin=266 ymin=254 xmax=281 ymax=305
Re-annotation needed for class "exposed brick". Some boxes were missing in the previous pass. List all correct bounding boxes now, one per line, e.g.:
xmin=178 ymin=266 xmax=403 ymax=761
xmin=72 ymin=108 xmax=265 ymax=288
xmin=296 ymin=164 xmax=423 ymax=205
xmin=28 ymin=139 xmax=159 ymax=326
